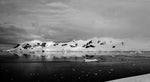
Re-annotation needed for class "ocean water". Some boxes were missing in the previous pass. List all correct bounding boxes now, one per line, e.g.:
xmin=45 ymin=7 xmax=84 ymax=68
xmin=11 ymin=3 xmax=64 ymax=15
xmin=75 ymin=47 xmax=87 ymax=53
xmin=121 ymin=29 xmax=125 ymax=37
xmin=1 ymin=53 xmax=150 ymax=82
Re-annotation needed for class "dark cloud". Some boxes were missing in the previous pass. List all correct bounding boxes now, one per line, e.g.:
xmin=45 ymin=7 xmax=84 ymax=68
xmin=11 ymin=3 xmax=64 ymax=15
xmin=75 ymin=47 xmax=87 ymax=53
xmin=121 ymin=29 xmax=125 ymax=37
xmin=0 ymin=24 xmax=42 ymax=46
xmin=0 ymin=0 xmax=150 ymax=50
xmin=0 ymin=24 xmax=27 ymax=44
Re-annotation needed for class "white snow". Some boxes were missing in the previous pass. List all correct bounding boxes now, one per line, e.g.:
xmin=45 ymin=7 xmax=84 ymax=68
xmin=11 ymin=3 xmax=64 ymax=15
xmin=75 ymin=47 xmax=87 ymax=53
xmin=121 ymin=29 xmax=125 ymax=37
xmin=8 ymin=37 xmax=150 ymax=55
xmin=108 ymin=74 xmax=150 ymax=82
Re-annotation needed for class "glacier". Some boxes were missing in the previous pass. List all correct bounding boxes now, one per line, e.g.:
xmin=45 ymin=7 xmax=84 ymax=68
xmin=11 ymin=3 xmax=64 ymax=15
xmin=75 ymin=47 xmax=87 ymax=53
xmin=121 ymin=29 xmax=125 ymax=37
xmin=6 ymin=37 xmax=150 ymax=57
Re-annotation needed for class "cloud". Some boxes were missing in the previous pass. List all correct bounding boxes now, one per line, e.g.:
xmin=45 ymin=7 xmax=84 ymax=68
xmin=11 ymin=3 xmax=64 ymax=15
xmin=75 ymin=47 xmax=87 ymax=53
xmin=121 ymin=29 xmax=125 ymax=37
xmin=26 ymin=1 xmax=150 ymax=41
xmin=0 ymin=0 xmax=150 ymax=49
xmin=46 ymin=2 xmax=69 ymax=8
xmin=0 ymin=24 xmax=42 ymax=45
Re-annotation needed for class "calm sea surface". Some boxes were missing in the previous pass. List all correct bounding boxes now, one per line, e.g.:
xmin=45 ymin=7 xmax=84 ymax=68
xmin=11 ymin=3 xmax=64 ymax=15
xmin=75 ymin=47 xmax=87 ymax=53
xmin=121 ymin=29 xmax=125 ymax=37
xmin=1 ymin=53 xmax=150 ymax=82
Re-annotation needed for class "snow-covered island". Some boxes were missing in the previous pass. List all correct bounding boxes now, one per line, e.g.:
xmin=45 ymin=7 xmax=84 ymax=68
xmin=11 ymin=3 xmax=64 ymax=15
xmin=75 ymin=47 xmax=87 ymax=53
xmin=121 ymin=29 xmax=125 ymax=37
xmin=6 ymin=37 xmax=150 ymax=58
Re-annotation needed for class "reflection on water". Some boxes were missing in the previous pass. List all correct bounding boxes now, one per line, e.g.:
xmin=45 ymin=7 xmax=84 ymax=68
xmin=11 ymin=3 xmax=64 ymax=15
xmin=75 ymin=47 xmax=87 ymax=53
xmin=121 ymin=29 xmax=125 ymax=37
xmin=8 ymin=51 xmax=150 ymax=63
xmin=11 ymin=51 xmax=150 ymax=61
xmin=1 ymin=52 xmax=150 ymax=82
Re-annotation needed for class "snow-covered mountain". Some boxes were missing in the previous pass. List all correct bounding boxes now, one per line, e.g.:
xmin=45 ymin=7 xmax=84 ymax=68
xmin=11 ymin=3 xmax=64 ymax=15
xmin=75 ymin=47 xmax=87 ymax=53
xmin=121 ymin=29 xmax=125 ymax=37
xmin=8 ymin=37 xmax=150 ymax=54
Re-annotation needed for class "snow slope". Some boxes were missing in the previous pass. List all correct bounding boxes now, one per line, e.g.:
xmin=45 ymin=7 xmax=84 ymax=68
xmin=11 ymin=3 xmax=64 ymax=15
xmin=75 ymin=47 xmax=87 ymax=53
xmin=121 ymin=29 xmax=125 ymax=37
xmin=8 ymin=37 xmax=150 ymax=53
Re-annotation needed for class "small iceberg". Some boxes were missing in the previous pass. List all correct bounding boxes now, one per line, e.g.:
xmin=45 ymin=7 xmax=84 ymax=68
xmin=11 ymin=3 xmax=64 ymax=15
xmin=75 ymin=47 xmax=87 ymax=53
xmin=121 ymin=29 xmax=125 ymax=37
xmin=84 ymin=58 xmax=98 ymax=62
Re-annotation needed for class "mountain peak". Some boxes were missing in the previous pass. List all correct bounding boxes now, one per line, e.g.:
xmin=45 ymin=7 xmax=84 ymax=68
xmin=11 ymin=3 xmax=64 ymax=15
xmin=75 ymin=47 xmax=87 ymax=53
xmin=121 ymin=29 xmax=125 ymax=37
xmin=9 ymin=37 xmax=150 ymax=52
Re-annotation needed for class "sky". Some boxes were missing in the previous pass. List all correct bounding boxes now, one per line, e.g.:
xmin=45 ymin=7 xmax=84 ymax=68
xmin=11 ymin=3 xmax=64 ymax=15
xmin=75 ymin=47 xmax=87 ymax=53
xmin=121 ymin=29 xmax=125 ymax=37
xmin=0 ymin=0 xmax=150 ymax=49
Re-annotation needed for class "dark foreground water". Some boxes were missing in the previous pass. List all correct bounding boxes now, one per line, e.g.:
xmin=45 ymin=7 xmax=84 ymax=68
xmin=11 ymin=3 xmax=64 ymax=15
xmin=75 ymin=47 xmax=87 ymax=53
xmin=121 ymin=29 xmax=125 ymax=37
xmin=1 ymin=54 xmax=150 ymax=82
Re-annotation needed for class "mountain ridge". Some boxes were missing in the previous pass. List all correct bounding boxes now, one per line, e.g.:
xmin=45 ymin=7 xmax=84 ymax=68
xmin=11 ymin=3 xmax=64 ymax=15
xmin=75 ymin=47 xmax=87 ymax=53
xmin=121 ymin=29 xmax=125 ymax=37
xmin=7 ymin=37 xmax=150 ymax=54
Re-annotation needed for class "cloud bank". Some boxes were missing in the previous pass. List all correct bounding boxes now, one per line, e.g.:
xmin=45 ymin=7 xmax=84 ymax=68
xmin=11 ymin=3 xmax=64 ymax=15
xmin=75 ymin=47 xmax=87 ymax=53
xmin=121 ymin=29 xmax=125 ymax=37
xmin=0 ymin=0 xmax=150 ymax=49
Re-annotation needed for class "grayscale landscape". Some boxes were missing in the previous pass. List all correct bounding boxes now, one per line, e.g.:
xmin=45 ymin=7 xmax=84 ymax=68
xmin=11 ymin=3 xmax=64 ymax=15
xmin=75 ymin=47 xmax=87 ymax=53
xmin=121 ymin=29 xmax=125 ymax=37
xmin=0 ymin=0 xmax=150 ymax=82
